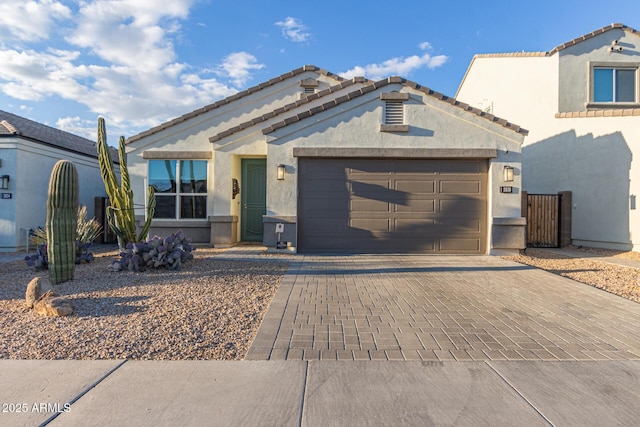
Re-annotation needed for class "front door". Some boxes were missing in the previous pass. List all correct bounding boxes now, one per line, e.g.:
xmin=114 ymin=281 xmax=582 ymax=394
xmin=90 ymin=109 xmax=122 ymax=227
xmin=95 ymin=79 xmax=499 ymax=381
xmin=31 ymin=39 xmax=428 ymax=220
xmin=241 ymin=159 xmax=267 ymax=242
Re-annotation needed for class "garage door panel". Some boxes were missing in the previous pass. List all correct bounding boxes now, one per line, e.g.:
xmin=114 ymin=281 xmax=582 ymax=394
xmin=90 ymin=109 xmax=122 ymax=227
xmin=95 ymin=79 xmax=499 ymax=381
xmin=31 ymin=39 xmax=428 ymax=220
xmin=439 ymin=199 xmax=484 ymax=213
xmin=440 ymin=180 xmax=481 ymax=194
xmin=350 ymin=180 xmax=397 ymax=191
xmin=350 ymin=199 xmax=390 ymax=212
xmin=393 ymin=161 xmax=438 ymax=173
xmin=440 ymin=238 xmax=481 ymax=252
xmin=394 ymin=199 xmax=435 ymax=213
xmin=349 ymin=218 xmax=390 ymax=232
xmin=439 ymin=161 xmax=483 ymax=174
xmin=304 ymin=180 xmax=347 ymax=193
xmin=438 ymin=218 xmax=482 ymax=232
xmin=395 ymin=180 xmax=435 ymax=193
xmin=302 ymin=160 xmax=346 ymax=176
xmin=298 ymin=158 xmax=487 ymax=254
xmin=348 ymin=160 xmax=392 ymax=173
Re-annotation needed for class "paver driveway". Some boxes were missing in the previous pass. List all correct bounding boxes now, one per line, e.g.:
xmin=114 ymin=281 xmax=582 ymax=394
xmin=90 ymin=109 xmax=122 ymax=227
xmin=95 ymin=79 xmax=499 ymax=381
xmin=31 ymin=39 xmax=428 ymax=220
xmin=246 ymin=255 xmax=640 ymax=361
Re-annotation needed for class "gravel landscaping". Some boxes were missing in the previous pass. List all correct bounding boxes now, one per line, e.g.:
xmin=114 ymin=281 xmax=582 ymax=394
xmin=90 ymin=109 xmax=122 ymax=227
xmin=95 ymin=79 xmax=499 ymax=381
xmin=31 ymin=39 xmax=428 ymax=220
xmin=2 ymin=243 xmax=639 ymax=361
xmin=0 ymin=247 xmax=289 ymax=360
xmin=504 ymin=246 xmax=640 ymax=304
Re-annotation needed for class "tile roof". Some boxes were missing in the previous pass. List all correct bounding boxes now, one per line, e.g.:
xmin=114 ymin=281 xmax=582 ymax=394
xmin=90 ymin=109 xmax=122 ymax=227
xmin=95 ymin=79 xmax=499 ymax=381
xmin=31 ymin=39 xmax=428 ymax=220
xmin=471 ymin=23 xmax=639 ymax=59
xmin=127 ymin=65 xmax=345 ymax=144
xmin=549 ymin=23 xmax=640 ymax=54
xmin=0 ymin=110 xmax=118 ymax=161
xmin=261 ymin=76 xmax=528 ymax=136
xmin=209 ymin=77 xmax=370 ymax=143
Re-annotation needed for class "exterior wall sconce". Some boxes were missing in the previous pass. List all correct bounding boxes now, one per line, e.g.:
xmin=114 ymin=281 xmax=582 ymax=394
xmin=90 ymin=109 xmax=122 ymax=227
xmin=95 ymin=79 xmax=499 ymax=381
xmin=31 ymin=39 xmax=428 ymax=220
xmin=0 ymin=175 xmax=9 ymax=190
xmin=277 ymin=164 xmax=286 ymax=180
xmin=503 ymin=166 xmax=514 ymax=182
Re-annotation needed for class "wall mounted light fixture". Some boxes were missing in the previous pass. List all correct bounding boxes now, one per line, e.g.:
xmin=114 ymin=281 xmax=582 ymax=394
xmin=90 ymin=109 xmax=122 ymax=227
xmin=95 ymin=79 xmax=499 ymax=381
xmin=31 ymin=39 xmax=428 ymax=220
xmin=503 ymin=166 xmax=514 ymax=182
xmin=0 ymin=175 xmax=9 ymax=190
xmin=277 ymin=164 xmax=286 ymax=180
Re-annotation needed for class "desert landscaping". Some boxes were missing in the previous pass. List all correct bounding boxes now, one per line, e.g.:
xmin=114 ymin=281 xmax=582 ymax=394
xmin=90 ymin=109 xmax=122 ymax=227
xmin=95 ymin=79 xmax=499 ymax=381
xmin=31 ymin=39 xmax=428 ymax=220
xmin=0 ymin=247 xmax=288 ymax=360
xmin=1 ymin=244 xmax=638 ymax=361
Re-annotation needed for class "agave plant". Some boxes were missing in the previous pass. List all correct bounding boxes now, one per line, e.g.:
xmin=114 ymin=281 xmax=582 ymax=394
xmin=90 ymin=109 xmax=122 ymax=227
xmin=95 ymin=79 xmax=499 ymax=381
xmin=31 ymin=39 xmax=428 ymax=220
xmin=31 ymin=205 xmax=103 ymax=246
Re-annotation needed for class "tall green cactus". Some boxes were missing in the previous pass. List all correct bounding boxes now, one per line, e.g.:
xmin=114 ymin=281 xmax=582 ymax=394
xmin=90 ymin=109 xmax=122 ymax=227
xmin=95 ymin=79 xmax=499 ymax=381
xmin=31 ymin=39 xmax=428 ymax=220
xmin=47 ymin=160 xmax=79 ymax=285
xmin=96 ymin=118 xmax=155 ymax=249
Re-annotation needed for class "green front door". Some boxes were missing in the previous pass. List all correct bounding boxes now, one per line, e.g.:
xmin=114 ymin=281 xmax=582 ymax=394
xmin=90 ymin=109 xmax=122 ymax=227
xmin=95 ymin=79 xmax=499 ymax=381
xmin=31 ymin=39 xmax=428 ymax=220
xmin=241 ymin=159 xmax=267 ymax=242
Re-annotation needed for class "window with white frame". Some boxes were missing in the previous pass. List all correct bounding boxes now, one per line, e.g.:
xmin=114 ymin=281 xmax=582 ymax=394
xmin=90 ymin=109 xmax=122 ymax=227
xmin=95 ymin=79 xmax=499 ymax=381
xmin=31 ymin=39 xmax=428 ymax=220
xmin=148 ymin=160 xmax=207 ymax=219
xmin=593 ymin=67 xmax=637 ymax=103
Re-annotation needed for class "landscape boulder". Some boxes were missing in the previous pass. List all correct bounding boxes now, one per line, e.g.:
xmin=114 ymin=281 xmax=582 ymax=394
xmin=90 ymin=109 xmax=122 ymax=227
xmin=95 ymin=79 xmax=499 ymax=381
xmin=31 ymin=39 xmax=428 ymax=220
xmin=33 ymin=291 xmax=74 ymax=317
xmin=25 ymin=276 xmax=74 ymax=317
xmin=25 ymin=276 xmax=53 ymax=309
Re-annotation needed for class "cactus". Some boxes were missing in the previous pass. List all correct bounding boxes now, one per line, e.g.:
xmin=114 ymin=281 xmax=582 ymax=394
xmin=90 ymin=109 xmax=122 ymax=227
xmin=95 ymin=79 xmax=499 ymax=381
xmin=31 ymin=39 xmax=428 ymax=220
xmin=46 ymin=160 xmax=79 ymax=285
xmin=96 ymin=117 xmax=156 ymax=249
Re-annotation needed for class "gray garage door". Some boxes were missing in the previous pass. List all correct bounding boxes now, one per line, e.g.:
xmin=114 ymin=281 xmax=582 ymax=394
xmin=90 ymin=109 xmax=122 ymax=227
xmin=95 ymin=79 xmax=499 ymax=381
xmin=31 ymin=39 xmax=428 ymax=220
xmin=297 ymin=158 xmax=488 ymax=253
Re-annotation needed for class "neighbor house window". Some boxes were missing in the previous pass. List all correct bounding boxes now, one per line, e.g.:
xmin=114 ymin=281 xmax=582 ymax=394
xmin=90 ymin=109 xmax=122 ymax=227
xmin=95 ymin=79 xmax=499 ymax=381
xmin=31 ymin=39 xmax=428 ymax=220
xmin=148 ymin=160 xmax=207 ymax=219
xmin=593 ymin=67 xmax=636 ymax=103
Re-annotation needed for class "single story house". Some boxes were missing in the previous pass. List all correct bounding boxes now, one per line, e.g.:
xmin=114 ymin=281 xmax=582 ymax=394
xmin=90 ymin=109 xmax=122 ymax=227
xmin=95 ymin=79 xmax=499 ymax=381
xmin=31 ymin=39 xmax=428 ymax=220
xmin=126 ymin=65 xmax=527 ymax=254
xmin=0 ymin=110 xmax=117 ymax=252
xmin=456 ymin=23 xmax=640 ymax=251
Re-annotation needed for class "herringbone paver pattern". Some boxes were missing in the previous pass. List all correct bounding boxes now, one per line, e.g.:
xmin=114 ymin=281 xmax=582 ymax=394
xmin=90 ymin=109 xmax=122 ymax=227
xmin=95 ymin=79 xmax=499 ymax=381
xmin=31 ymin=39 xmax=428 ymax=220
xmin=246 ymin=255 xmax=640 ymax=361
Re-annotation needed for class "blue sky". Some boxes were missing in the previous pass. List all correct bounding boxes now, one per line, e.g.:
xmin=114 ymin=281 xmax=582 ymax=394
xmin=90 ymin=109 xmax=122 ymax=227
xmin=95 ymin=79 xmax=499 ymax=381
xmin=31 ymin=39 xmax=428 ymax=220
xmin=1 ymin=0 xmax=640 ymax=145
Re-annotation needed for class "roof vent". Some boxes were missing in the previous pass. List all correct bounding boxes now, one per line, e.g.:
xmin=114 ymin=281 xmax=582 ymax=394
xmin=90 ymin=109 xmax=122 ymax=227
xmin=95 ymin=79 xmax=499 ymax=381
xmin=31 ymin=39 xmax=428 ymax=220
xmin=384 ymin=101 xmax=404 ymax=124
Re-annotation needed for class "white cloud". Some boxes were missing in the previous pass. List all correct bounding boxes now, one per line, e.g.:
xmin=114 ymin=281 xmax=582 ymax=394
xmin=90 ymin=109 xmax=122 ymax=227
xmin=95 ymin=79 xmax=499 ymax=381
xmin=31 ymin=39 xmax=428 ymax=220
xmin=340 ymin=52 xmax=449 ymax=81
xmin=66 ymin=0 xmax=195 ymax=70
xmin=0 ymin=0 xmax=268 ymax=137
xmin=418 ymin=41 xmax=433 ymax=51
xmin=275 ymin=17 xmax=311 ymax=43
xmin=0 ymin=0 xmax=71 ymax=42
xmin=216 ymin=52 xmax=265 ymax=87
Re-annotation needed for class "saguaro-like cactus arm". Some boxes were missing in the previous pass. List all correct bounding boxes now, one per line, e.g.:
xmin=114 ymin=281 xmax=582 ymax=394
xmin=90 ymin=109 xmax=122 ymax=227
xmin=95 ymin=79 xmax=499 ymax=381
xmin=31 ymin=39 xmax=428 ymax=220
xmin=47 ymin=160 xmax=79 ymax=285
xmin=97 ymin=118 xmax=156 ymax=247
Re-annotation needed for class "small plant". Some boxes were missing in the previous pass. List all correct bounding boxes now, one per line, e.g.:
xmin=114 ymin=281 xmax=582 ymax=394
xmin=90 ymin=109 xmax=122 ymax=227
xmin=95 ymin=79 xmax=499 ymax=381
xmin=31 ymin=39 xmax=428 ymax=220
xmin=26 ymin=205 xmax=102 ymax=270
xmin=113 ymin=230 xmax=196 ymax=272
xmin=25 ymin=241 xmax=95 ymax=270
xmin=24 ymin=243 xmax=48 ymax=271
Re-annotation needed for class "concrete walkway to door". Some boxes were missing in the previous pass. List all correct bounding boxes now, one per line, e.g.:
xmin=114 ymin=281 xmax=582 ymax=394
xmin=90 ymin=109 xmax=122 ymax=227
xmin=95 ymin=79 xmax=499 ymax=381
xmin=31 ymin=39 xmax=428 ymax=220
xmin=246 ymin=254 xmax=640 ymax=361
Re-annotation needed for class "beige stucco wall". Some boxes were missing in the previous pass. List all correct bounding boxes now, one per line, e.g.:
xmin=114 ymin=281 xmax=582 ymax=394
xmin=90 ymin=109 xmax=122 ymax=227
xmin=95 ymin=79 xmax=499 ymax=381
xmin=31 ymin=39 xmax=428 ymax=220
xmin=558 ymin=28 xmax=639 ymax=112
xmin=265 ymin=83 xmax=525 ymax=253
xmin=456 ymin=32 xmax=640 ymax=250
xmin=126 ymin=71 xmax=355 ymax=242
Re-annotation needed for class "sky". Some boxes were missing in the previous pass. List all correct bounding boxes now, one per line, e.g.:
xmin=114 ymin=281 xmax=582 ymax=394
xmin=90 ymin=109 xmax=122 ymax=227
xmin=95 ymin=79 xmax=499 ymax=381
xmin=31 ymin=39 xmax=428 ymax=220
xmin=2 ymin=0 xmax=640 ymax=146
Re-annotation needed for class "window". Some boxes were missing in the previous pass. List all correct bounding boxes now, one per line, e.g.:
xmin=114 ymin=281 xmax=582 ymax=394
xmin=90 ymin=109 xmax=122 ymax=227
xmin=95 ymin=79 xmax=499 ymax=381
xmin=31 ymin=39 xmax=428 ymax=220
xmin=148 ymin=160 xmax=207 ymax=219
xmin=593 ymin=67 xmax=636 ymax=103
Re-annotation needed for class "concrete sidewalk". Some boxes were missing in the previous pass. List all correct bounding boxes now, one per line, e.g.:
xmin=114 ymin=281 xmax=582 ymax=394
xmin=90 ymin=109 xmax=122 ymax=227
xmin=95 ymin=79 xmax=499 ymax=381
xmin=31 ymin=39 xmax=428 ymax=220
xmin=2 ymin=359 xmax=639 ymax=426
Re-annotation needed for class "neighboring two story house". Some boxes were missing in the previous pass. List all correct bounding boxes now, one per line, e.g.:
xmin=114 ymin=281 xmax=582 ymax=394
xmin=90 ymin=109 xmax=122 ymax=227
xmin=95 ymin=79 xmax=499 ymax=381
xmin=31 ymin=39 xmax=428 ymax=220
xmin=0 ymin=110 xmax=117 ymax=252
xmin=126 ymin=65 xmax=527 ymax=254
xmin=457 ymin=23 xmax=640 ymax=251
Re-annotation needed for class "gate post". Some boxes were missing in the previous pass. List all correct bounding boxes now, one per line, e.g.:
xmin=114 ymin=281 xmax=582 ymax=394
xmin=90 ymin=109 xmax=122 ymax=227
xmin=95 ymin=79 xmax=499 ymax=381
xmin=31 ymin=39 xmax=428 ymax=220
xmin=558 ymin=191 xmax=572 ymax=247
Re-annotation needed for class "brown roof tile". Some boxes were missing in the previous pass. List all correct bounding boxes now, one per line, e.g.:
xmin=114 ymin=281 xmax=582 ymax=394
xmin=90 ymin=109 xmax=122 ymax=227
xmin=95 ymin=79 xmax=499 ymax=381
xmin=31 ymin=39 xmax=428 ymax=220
xmin=262 ymin=77 xmax=528 ymax=136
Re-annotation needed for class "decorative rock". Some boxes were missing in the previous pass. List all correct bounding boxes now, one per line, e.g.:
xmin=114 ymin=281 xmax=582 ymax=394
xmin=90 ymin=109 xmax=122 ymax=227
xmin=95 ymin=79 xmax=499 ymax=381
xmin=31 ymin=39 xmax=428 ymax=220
xmin=32 ymin=291 xmax=74 ymax=317
xmin=25 ymin=276 xmax=53 ymax=309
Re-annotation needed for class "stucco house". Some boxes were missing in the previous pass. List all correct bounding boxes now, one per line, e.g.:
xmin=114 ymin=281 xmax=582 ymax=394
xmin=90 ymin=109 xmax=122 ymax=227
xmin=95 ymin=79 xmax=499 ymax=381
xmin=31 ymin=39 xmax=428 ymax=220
xmin=0 ymin=110 xmax=117 ymax=252
xmin=126 ymin=65 xmax=527 ymax=254
xmin=456 ymin=23 xmax=640 ymax=251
